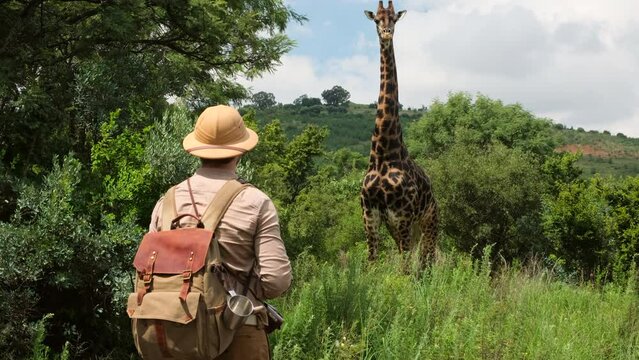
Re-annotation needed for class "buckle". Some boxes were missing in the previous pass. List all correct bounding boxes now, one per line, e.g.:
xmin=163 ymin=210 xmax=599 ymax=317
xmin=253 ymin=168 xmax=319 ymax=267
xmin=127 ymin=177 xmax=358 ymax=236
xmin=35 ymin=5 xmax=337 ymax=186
xmin=142 ymin=273 xmax=152 ymax=283
xmin=182 ymin=270 xmax=192 ymax=280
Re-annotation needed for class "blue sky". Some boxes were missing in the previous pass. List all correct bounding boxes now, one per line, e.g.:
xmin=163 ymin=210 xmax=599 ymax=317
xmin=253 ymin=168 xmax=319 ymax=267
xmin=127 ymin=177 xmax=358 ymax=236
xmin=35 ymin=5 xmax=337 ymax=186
xmin=242 ymin=0 xmax=639 ymax=137
xmin=285 ymin=0 xmax=376 ymax=64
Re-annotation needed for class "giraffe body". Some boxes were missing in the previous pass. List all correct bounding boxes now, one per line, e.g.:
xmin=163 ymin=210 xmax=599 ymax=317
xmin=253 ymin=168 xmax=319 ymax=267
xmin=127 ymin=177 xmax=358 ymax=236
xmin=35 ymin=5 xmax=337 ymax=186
xmin=362 ymin=1 xmax=438 ymax=265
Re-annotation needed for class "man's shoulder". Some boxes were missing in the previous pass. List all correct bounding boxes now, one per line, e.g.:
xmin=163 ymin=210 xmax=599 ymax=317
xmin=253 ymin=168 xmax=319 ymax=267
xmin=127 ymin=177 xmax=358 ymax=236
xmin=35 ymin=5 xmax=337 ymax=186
xmin=239 ymin=183 xmax=272 ymax=204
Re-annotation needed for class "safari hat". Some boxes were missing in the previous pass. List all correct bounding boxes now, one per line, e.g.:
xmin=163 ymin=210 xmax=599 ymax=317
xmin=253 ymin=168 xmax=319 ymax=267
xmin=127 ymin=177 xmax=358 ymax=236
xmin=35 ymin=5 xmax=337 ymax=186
xmin=182 ymin=105 xmax=259 ymax=159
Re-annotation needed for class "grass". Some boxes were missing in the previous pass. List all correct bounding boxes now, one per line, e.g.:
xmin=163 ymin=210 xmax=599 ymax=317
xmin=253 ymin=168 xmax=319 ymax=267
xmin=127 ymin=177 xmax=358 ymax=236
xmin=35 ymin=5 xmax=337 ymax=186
xmin=270 ymin=246 xmax=639 ymax=359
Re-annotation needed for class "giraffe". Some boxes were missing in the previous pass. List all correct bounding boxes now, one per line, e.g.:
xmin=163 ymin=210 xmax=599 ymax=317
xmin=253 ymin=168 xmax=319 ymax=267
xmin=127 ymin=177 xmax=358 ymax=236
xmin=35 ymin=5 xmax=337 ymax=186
xmin=361 ymin=1 xmax=438 ymax=266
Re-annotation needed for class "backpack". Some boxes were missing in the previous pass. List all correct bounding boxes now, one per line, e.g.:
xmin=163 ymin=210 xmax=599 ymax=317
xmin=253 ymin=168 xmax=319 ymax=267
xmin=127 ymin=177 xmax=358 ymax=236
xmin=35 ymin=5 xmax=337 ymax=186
xmin=127 ymin=179 xmax=250 ymax=359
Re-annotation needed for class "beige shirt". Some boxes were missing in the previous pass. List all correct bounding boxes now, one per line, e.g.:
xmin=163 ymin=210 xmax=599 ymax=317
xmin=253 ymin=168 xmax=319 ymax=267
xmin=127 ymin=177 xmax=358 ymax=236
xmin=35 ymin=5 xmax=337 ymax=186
xmin=149 ymin=167 xmax=292 ymax=301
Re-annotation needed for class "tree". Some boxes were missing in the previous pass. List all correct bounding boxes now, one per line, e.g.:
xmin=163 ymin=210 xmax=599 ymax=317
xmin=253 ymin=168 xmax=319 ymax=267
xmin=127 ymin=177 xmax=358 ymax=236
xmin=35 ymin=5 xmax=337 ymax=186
xmin=294 ymin=94 xmax=322 ymax=107
xmin=0 ymin=0 xmax=305 ymax=175
xmin=251 ymin=91 xmax=277 ymax=109
xmin=407 ymin=92 xmax=556 ymax=160
xmin=425 ymin=142 xmax=547 ymax=260
xmin=321 ymin=85 xmax=351 ymax=106
xmin=542 ymin=177 xmax=609 ymax=277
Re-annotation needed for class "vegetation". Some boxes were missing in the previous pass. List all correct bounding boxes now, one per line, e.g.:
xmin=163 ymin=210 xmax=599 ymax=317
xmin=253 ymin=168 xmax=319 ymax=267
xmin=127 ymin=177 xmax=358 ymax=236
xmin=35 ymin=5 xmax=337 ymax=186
xmin=1 ymin=2 xmax=639 ymax=358
xmin=270 ymin=249 xmax=639 ymax=360
xmin=0 ymin=0 xmax=304 ymax=177
xmin=321 ymin=85 xmax=351 ymax=106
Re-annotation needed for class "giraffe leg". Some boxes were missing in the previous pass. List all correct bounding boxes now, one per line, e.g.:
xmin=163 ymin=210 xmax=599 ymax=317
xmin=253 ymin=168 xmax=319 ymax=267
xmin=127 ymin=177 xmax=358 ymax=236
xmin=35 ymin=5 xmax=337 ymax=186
xmin=387 ymin=217 xmax=416 ymax=273
xmin=419 ymin=200 xmax=439 ymax=267
xmin=362 ymin=206 xmax=382 ymax=261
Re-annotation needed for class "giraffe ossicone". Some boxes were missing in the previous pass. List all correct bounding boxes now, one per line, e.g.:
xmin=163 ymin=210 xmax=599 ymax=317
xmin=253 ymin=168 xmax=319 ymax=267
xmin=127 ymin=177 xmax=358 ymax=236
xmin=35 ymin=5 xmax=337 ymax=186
xmin=360 ymin=1 xmax=439 ymax=267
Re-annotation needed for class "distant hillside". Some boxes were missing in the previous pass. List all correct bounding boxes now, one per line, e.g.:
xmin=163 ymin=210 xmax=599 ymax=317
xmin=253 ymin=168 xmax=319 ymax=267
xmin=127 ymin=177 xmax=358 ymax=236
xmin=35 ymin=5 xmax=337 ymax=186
xmin=250 ymin=103 xmax=425 ymax=155
xmin=248 ymin=102 xmax=639 ymax=177
xmin=555 ymin=127 xmax=639 ymax=177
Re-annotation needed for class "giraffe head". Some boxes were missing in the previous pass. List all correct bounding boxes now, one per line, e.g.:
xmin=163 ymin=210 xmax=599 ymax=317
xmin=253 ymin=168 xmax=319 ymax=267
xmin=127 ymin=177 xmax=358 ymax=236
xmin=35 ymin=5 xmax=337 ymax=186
xmin=365 ymin=1 xmax=406 ymax=47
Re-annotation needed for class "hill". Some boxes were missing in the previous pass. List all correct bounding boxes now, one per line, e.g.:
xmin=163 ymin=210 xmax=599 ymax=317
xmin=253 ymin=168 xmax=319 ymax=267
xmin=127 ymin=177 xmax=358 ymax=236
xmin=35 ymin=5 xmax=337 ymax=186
xmin=249 ymin=102 xmax=639 ymax=177
xmin=250 ymin=103 xmax=425 ymax=155
xmin=556 ymin=128 xmax=639 ymax=177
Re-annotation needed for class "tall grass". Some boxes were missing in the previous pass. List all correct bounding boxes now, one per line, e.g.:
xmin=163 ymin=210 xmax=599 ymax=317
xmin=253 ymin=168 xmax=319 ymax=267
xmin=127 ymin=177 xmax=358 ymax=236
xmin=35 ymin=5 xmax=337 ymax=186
xmin=270 ymin=246 xmax=639 ymax=359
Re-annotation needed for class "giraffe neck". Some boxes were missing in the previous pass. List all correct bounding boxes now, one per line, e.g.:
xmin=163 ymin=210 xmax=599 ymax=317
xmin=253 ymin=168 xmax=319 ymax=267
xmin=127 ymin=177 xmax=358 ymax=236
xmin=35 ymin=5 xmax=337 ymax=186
xmin=370 ymin=41 xmax=408 ymax=166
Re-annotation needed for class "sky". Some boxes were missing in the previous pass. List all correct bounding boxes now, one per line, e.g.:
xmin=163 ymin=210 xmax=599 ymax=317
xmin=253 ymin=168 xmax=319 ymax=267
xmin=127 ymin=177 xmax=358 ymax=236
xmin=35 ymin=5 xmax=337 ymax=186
xmin=241 ymin=0 xmax=639 ymax=137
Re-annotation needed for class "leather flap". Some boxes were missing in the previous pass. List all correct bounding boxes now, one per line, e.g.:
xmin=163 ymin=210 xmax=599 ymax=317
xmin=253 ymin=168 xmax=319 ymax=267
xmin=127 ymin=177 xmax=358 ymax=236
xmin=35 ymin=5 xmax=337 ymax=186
xmin=133 ymin=228 xmax=213 ymax=274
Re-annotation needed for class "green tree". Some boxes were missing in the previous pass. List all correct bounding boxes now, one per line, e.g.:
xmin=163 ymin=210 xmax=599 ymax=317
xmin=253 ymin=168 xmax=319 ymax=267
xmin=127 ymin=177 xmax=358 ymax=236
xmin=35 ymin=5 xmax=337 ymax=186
xmin=0 ymin=156 xmax=141 ymax=358
xmin=251 ymin=91 xmax=277 ymax=109
xmin=542 ymin=177 xmax=609 ymax=277
xmin=287 ymin=171 xmax=364 ymax=259
xmin=541 ymin=152 xmax=584 ymax=196
xmin=293 ymin=94 xmax=322 ymax=107
xmin=407 ymin=92 xmax=556 ymax=160
xmin=321 ymin=85 xmax=351 ymax=106
xmin=0 ymin=0 xmax=304 ymax=175
xmin=425 ymin=142 xmax=547 ymax=260
xmin=604 ymin=176 xmax=639 ymax=281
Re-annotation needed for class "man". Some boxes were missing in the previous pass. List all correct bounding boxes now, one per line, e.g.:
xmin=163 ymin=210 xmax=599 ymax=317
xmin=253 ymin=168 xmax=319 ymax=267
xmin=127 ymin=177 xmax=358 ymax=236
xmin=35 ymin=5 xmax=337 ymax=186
xmin=148 ymin=105 xmax=292 ymax=359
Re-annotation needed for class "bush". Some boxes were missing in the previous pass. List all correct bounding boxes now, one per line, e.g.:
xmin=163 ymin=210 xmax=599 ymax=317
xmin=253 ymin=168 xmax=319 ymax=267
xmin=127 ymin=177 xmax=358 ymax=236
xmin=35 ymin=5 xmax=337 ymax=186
xmin=542 ymin=177 xmax=609 ymax=278
xmin=299 ymin=105 xmax=323 ymax=116
xmin=0 ymin=156 xmax=140 ymax=358
xmin=424 ymin=142 xmax=547 ymax=260
xmin=407 ymin=92 xmax=556 ymax=160
xmin=603 ymin=176 xmax=639 ymax=281
xmin=286 ymin=171 xmax=365 ymax=259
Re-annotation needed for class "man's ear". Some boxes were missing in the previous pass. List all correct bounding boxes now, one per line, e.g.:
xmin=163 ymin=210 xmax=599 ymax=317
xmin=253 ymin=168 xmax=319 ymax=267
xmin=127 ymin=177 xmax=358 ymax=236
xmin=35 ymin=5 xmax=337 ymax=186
xmin=365 ymin=11 xmax=375 ymax=21
xmin=397 ymin=10 xmax=407 ymax=21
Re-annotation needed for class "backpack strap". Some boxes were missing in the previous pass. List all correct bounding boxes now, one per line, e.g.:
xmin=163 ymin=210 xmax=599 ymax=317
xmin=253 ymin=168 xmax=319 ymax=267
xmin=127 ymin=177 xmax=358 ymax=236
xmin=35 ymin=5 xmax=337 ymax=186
xmin=159 ymin=180 xmax=248 ymax=232
xmin=201 ymin=180 xmax=250 ymax=261
xmin=201 ymin=180 xmax=249 ymax=229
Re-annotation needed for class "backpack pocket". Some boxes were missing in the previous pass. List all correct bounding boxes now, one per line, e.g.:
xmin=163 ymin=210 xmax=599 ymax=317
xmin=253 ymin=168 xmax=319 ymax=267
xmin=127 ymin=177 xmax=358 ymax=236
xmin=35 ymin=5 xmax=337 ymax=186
xmin=128 ymin=292 xmax=209 ymax=359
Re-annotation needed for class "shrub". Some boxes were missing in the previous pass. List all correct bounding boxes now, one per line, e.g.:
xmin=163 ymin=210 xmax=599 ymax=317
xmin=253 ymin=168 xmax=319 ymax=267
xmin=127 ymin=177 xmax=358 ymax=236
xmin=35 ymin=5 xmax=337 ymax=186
xmin=424 ymin=142 xmax=547 ymax=260
xmin=287 ymin=171 xmax=365 ymax=259
xmin=0 ymin=156 xmax=140 ymax=358
xmin=542 ymin=177 xmax=609 ymax=278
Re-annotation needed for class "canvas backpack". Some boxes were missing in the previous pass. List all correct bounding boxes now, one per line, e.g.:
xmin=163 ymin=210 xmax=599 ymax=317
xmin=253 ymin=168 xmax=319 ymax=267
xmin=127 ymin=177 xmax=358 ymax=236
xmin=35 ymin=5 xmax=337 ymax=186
xmin=127 ymin=179 xmax=250 ymax=359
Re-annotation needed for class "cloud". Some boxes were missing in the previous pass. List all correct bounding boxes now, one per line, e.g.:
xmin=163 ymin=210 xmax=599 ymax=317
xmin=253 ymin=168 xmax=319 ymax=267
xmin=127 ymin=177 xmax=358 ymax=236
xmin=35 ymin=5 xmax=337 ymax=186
xmin=422 ymin=6 xmax=552 ymax=78
xmin=241 ymin=54 xmax=378 ymax=104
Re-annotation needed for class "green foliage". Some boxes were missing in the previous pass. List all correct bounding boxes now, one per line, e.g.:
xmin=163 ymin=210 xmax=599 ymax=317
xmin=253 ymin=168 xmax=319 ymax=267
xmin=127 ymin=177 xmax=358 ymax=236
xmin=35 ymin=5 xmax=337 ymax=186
xmin=0 ymin=156 xmax=140 ymax=358
xmin=424 ymin=142 xmax=547 ymax=260
xmin=250 ymin=120 xmax=328 ymax=204
xmin=1 ymin=0 xmax=304 ymax=176
xmin=293 ymin=95 xmax=322 ymax=107
xmin=143 ymin=106 xmax=201 ymax=190
xmin=299 ymin=104 xmax=323 ymax=116
xmin=91 ymin=106 xmax=201 ymax=225
xmin=30 ymin=314 xmax=70 ymax=360
xmin=252 ymin=91 xmax=277 ymax=109
xmin=287 ymin=170 xmax=365 ymax=259
xmin=603 ymin=177 xmax=639 ymax=281
xmin=541 ymin=174 xmax=639 ymax=281
xmin=407 ymin=92 xmax=557 ymax=160
xmin=321 ymin=85 xmax=351 ymax=106
xmin=542 ymin=177 xmax=610 ymax=277
xmin=542 ymin=152 xmax=584 ymax=196
xmin=271 ymin=249 xmax=639 ymax=359
xmin=91 ymin=110 xmax=152 ymax=220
